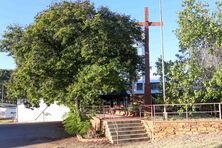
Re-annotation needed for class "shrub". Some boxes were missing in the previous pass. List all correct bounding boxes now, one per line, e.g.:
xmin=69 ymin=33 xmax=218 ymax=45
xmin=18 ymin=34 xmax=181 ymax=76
xmin=63 ymin=107 xmax=90 ymax=135
xmin=127 ymin=104 xmax=140 ymax=112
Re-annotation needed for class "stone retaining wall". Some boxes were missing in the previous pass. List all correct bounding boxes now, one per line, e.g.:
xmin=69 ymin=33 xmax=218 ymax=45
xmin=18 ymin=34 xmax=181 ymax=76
xmin=142 ymin=120 xmax=222 ymax=140
xmin=90 ymin=116 xmax=111 ymax=141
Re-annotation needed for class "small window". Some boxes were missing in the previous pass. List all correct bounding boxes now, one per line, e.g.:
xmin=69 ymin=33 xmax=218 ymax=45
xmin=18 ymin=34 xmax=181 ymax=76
xmin=137 ymin=83 xmax=143 ymax=90
xmin=151 ymin=83 xmax=159 ymax=89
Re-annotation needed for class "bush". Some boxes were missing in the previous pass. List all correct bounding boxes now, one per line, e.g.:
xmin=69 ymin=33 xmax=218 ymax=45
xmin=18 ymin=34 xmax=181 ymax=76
xmin=127 ymin=104 xmax=140 ymax=112
xmin=63 ymin=107 xmax=90 ymax=135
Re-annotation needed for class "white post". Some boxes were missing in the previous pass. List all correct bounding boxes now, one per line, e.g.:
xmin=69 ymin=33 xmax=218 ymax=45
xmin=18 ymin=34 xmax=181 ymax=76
xmin=186 ymin=104 xmax=188 ymax=120
xmin=16 ymin=102 xmax=18 ymax=122
xmin=43 ymin=110 xmax=45 ymax=122
xmin=159 ymin=0 xmax=167 ymax=120
xmin=153 ymin=105 xmax=156 ymax=120
xmin=219 ymin=103 xmax=221 ymax=120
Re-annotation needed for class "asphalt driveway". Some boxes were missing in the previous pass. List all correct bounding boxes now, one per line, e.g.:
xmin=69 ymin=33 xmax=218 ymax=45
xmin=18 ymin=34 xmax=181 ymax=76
xmin=0 ymin=121 xmax=68 ymax=148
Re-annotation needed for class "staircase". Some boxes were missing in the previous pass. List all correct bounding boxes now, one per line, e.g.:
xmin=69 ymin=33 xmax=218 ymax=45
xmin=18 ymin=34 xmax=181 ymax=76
xmin=106 ymin=119 xmax=149 ymax=144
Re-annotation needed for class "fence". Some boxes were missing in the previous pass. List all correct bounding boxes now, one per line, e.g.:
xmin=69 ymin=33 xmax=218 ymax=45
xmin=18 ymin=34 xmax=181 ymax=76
xmin=84 ymin=105 xmax=113 ymax=119
xmin=87 ymin=103 xmax=222 ymax=121
xmin=142 ymin=103 xmax=222 ymax=121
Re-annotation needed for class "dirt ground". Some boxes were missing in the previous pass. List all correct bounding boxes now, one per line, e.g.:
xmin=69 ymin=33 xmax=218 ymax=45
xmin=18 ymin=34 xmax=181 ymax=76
xmin=25 ymin=133 xmax=222 ymax=148
xmin=0 ymin=119 xmax=14 ymax=124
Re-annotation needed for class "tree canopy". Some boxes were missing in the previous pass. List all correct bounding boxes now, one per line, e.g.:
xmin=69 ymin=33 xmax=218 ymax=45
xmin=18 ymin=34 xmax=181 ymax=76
xmin=0 ymin=1 xmax=143 ymax=108
xmin=160 ymin=0 xmax=222 ymax=104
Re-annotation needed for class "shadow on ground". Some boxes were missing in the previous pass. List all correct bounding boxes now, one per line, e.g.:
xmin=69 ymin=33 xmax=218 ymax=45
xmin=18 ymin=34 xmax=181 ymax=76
xmin=0 ymin=121 xmax=69 ymax=148
xmin=216 ymin=144 xmax=222 ymax=148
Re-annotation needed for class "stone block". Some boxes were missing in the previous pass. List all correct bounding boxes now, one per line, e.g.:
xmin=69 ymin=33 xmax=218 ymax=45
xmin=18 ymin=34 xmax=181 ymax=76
xmin=206 ymin=127 xmax=216 ymax=132
xmin=153 ymin=128 xmax=162 ymax=133
xmin=143 ymin=120 xmax=222 ymax=140
xmin=192 ymin=132 xmax=199 ymax=135
xmin=198 ymin=127 xmax=207 ymax=131
xmin=185 ymin=131 xmax=193 ymax=135
xmin=175 ymin=131 xmax=185 ymax=135
xmin=190 ymin=128 xmax=198 ymax=132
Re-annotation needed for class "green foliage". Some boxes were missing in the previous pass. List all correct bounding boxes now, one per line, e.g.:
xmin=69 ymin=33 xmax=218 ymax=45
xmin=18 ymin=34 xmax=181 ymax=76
xmin=176 ymin=0 xmax=222 ymax=77
xmin=166 ymin=59 xmax=206 ymax=104
xmin=176 ymin=0 xmax=222 ymax=51
xmin=127 ymin=104 xmax=140 ymax=112
xmin=154 ymin=57 xmax=174 ymax=104
xmin=63 ymin=106 xmax=90 ymax=135
xmin=0 ymin=69 xmax=14 ymax=103
xmin=67 ymin=63 xmax=128 ymax=108
xmin=0 ymin=1 xmax=143 ymax=108
xmin=154 ymin=56 xmax=174 ymax=81
xmin=205 ymin=67 xmax=222 ymax=102
xmin=163 ymin=0 xmax=222 ymax=104
xmin=0 ymin=69 xmax=12 ymax=82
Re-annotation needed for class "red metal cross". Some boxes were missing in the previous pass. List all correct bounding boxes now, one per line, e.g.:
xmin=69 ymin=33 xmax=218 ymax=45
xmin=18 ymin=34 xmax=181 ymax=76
xmin=136 ymin=7 xmax=161 ymax=106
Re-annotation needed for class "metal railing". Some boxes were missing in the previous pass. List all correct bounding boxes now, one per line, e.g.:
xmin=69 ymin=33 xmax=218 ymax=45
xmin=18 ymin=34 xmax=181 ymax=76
xmin=145 ymin=103 xmax=222 ymax=121
xmin=110 ymin=107 xmax=119 ymax=144
xmin=84 ymin=105 xmax=119 ymax=144
xmin=84 ymin=105 xmax=111 ymax=119
xmin=108 ymin=103 xmax=222 ymax=121
xmin=83 ymin=103 xmax=221 ymax=143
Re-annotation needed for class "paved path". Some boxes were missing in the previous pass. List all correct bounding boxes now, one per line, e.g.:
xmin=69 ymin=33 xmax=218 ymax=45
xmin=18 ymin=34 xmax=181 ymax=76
xmin=0 ymin=121 xmax=68 ymax=148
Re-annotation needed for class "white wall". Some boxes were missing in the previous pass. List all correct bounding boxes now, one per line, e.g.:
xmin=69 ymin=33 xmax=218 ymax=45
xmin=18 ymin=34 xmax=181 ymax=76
xmin=17 ymin=100 xmax=69 ymax=122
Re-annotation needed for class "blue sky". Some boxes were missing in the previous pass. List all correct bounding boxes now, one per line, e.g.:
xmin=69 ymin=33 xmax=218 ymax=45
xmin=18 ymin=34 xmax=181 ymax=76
xmin=0 ymin=0 xmax=217 ymax=75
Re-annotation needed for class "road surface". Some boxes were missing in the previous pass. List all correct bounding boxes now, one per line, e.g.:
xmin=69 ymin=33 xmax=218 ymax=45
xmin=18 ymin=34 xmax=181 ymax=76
xmin=0 ymin=121 xmax=68 ymax=148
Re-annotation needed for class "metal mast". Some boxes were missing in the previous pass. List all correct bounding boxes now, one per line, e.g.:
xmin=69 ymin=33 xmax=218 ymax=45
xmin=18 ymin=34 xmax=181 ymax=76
xmin=159 ymin=0 xmax=167 ymax=119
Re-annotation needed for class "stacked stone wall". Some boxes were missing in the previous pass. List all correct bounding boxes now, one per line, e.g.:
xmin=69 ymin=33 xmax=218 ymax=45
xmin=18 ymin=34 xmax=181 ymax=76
xmin=142 ymin=120 xmax=222 ymax=140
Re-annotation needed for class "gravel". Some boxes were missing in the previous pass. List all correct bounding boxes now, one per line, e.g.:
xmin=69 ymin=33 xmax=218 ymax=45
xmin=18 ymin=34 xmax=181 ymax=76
xmin=120 ymin=133 xmax=222 ymax=148
xmin=27 ymin=133 xmax=222 ymax=148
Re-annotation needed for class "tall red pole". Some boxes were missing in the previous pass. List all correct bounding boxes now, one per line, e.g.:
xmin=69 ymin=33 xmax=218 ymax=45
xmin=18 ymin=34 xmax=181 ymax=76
xmin=137 ymin=7 xmax=161 ymax=106
xmin=144 ymin=7 xmax=151 ymax=105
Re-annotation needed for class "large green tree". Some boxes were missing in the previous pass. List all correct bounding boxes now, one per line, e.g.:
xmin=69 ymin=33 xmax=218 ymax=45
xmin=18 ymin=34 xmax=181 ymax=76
xmin=0 ymin=1 xmax=143 ymax=109
xmin=166 ymin=0 xmax=222 ymax=104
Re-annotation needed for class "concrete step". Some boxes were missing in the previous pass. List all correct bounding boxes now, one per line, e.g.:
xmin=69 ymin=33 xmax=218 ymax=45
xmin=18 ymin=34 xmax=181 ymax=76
xmin=107 ymin=120 xmax=141 ymax=125
xmin=108 ymin=123 xmax=142 ymax=128
xmin=105 ymin=119 xmax=149 ymax=144
xmin=111 ymin=133 xmax=148 ymax=140
xmin=108 ymin=126 xmax=145 ymax=132
xmin=112 ymin=137 xmax=149 ymax=144
xmin=110 ymin=129 xmax=146 ymax=135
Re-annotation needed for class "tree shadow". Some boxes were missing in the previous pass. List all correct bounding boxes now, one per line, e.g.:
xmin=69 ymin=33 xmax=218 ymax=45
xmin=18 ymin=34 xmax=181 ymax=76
xmin=0 ymin=121 xmax=70 ymax=148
